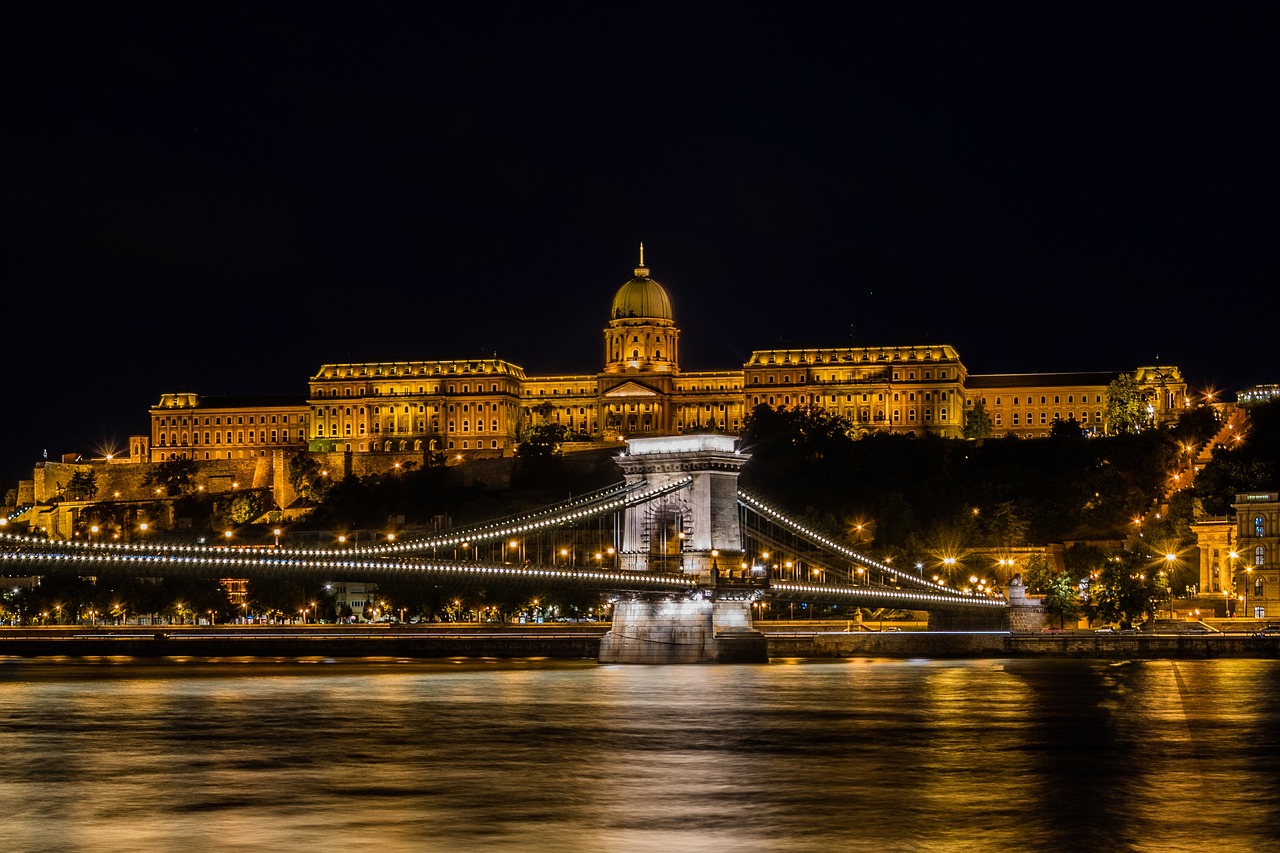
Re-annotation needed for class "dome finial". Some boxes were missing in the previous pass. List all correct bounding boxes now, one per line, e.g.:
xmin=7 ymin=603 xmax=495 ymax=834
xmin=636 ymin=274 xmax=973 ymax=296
xmin=635 ymin=242 xmax=649 ymax=277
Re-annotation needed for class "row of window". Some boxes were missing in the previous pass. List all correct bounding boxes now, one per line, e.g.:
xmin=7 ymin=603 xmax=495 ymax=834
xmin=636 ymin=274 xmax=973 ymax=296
xmin=158 ymin=430 xmax=297 ymax=446
xmin=750 ymin=369 xmax=952 ymax=384
xmin=157 ymin=414 xmax=296 ymax=427
xmin=313 ymin=382 xmax=510 ymax=397
xmin=995 ymin=411 xmax=1102 ymax=426
xmin=161 ymin=450 xmax=273 ymax=461
xmin=316 ymin=402 xmax=508 ymax=417
xmin=677 ymin=420 xmax=739 ymax=431
xmin=984 ymin=394 xmax=1104 ymax=406
xmin=317 ymin=419 xmax=506 ymax=437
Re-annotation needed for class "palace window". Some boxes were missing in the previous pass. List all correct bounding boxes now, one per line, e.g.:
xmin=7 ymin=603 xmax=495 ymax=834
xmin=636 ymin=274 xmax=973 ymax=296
xmin=1256 ymin=516 xmax=1266 ymax=537
xmin=1256 ymin=545 xmax=1266 ymax=566
xmin=1255 ymin=576 xmax=1265 ymax=597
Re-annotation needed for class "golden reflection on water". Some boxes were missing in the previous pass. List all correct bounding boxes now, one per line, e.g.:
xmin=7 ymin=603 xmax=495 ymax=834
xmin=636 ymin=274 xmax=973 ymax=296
xmin=1 ymin=657 xmax=1279 ymax=852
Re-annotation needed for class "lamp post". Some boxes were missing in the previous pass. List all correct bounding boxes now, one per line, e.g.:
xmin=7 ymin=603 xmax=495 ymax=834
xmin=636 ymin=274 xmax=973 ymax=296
xmin=1229 ymin=551 xmax=1240 ymax=618
xmin=1245 ymin=567 xmax=1254 ymax=620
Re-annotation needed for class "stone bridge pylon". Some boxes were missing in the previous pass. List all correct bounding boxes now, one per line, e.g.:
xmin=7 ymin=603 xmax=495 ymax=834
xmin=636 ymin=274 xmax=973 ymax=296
xmin=597 ymin=434 xmax=769 ymax=664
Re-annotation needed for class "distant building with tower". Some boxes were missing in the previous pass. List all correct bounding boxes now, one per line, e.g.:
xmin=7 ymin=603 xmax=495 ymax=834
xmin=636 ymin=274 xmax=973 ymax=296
xmin=139 ymin=246 xmax=1186 ymax=466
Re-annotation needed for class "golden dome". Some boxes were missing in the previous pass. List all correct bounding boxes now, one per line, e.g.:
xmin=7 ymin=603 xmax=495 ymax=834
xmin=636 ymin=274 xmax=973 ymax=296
xmin=610 ymin=244 xmax=673 ymax=321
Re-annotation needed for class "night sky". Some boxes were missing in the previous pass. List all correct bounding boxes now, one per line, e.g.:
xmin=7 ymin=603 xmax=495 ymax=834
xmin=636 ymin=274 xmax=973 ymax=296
xmin=3 ymin=5 xmax=1275 ymax=490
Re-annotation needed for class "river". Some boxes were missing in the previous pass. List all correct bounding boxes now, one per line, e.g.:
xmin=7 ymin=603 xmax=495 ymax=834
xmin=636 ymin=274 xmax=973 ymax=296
xmin=1 ymin=656 xmax=1278 ymax=852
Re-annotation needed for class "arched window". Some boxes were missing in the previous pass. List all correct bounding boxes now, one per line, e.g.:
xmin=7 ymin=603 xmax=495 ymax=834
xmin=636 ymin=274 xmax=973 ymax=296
xmin=1255 ymin=576 xmax=1265 ymax=597
xmin=1256 ymin=545 xmax=1266 ymax=566
xmin=1256 ymin=516 xmax=1266 ymax=538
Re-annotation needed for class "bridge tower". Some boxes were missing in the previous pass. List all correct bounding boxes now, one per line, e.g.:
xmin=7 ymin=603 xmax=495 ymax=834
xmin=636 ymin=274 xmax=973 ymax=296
xmin=598 ymin=434 xmax=768 ymax=663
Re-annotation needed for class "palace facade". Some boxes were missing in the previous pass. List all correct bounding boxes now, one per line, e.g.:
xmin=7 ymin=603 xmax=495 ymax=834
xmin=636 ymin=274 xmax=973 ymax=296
xmin=145 ymin=249 xmax=1188 ymax=463
xmin=1193 ymin=491 xmax=1280 ymax=620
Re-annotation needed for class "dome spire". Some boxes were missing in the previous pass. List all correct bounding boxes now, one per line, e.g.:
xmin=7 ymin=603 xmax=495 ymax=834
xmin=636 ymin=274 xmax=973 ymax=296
xmin=635 ymin=242 xmax=649 ymax=277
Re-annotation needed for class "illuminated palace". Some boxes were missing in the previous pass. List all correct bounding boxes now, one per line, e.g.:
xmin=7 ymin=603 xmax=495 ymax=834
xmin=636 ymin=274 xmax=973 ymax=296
xmin=146 ymin=249 xmax=1187 ymax=462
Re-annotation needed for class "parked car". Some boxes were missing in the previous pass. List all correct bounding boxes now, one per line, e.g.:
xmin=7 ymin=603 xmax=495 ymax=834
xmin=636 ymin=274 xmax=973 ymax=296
xmin=1093 ymin=626 xmax=1116 ymax=634
xmin=1254 ymin=625 xmax=1280 ymax=637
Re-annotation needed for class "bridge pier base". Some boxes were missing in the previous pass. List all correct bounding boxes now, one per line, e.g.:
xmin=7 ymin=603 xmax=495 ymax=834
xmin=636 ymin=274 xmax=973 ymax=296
xmin=598 ymin=596 xmax=769 ymax=664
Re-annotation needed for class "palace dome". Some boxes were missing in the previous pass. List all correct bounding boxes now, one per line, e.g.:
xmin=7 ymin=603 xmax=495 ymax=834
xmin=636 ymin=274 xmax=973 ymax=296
xmin=610 ymin=248 xmax=673 ymax=321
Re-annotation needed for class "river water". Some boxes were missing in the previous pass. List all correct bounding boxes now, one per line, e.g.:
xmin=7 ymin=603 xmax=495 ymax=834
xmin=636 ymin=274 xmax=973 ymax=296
xmin=2 ymin=655 xmax=1278 ymax=852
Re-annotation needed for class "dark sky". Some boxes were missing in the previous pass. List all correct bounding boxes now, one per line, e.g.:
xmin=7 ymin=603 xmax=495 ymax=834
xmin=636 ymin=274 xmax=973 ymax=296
xmin=3 ymin=5 xmax=1275 ymax=490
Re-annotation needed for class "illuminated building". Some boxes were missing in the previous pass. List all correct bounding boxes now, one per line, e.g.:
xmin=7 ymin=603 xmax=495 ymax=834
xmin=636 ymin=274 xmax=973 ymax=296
xmin=142 ymin=248 xmax=1188 ymax=463
xmin=1238 ymin=384 xmax=1280 ymax=407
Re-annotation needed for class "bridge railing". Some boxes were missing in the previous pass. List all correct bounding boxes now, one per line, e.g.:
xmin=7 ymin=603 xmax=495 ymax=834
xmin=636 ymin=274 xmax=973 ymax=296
xmin=738 ymin=489 xmax=958 ymax=596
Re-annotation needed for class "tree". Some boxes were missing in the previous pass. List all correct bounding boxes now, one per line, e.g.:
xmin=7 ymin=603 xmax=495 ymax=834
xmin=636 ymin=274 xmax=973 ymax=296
xmin=288 ymin=453 xmax=330 ymax=501
xmin=981 ymin=501 xmax=1029 ymax=548
xmin=1049 ymin=417 xmax=1085 ymax=440
xmin=1020 ymin=552 xmax=1054 ymax=593
xmin=964 ymin=401 xmax=993 ymax=439
xmin=1041 ymin=571 xmax=1083 ymax=628
xmin=1104 ymin=373 xmax=1150 ymax=435
xmin=220 ymin=490 xmax=273 ymax=525
xmin=64 ymin=469 xmax=98 ymax=500
xmin=517 ymin=421 xmax=574 ymax=458
xmin=1085 ymin=549 xmax=1167 ymax=628
xmin=143 ymin=457 xmax=198 ymax=497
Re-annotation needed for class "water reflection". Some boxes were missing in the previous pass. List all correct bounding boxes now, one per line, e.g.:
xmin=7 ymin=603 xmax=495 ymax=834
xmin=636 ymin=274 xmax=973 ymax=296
xmin=1 ymin=657 xmax=1278 ymax=852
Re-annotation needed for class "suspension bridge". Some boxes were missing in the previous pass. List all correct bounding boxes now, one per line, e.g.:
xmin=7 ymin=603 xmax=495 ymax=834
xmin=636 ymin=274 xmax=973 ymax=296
xmin=1 ymin=434 xmax=1007 ymax=662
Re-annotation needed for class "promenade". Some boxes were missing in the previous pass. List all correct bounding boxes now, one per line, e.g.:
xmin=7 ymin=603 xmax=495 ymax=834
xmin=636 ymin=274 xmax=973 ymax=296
xmin=4 ymin=623 xmax=1280 ymax=660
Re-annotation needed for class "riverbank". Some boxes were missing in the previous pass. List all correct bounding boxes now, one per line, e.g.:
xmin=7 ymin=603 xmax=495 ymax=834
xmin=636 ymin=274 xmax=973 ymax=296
xmin=4 ymin=624 xmax=1280 ymax=660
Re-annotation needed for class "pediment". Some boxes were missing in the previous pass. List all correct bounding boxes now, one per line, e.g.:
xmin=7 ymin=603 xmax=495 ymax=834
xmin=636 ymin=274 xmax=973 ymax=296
xmin=603 ymin=381 xmax=661 ymax=398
